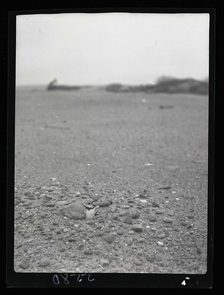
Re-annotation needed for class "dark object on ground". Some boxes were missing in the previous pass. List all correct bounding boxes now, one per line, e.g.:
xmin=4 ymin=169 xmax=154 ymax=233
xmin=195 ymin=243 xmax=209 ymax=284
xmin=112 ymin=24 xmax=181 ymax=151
xmin=47 ymin=79 xmax=81 ymax=91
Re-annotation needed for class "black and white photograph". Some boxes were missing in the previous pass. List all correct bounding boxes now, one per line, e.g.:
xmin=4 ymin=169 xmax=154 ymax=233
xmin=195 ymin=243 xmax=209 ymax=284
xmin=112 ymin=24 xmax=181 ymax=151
xmin=11 ymin=11 xmax=213 ymax=282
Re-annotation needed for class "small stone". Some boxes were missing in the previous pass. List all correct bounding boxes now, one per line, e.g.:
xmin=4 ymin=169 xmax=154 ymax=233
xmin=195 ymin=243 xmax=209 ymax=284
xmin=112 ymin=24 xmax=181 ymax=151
xmin=95 ymin=231 xmax=103 ymax=236
xmin=39 ymin=257 xmax=51 ymax=267
xmin=86 ymin=219 xmax=95 ymax=225
xmin=84 ymin=249 xmax=93 ymax=255
xmin=181 ymin=221 xmax=188 ymax=226
xmin=130 ymin=212 xmax=140 ymax=219
xmin=154 ymin=254 xmax=163 ymax=261
xmin=152 ymin=202 xmax=160 ymax=208
xmin=103 ymin=233 xmax=116 ymax=243
xmin=139 ymin=193 xmax=147 ymax=199
xmin=133 ymin=257 xmax=143 ymax=266
xmin=121 ymin=204 xmax=130 ymax=209
xmin=28 ymin=194 xmax=35 ymax=200
xmin=128 ymin=199 xmax=135 ymax=204
xmin=56 ymin=200 xmax=68 ymax=206
xmin=117 ymin=229 xmax=124 ymax=235
xmin=157 ymin=233 xmax=166 ymax=239
xmin=146 ymin=255 xmax=154 ymax=262
xmin=43 ymin=195 xmax=53 ymax=202
xmin=196 ymin=247 xmax=202 ymax=255
xmin=41 ymin=186 xmax=54 ymax=192
xmin=19 ymin=260 xmax=30 ymax=269
xmin=45 ymin=202 xmax=55 ymax=207
xmin=23 ymin=200 xmax=32 ymax=207
xmin=163 ymin=217 xmax=173 ymax=223
xmin=155 ymin=209 xmax=165 ymax=214
xmin=67 ymin=235 xmax=77 ymax=242
xmin=77 ymin=243 xmax=84 ymax=250
xmin=119 ymin=210 xmax=129 ymax=217
xmin=157 ymin=241 xmax=164 ymax=246
xmin=168 ymin=210 xmax=175 ymax=216
xmin=95 ymin=200 xmax=111 ymax=207
xmin=100 ymin=258 xmax=110 ymax=267
xmin=139 ymin=199 xmax=147 ymax=204
xmin=123 ymin=216 xmax=133 ymax=224
xmin=148 ymin=214 xmax=157 ymax=222
xmin=112 ymin=215 xmax=119 ymax=220
xmin=188 ymin=215 xmax=194 ymax=219
xmin=131 ymin=224 xmax=143 ymax=233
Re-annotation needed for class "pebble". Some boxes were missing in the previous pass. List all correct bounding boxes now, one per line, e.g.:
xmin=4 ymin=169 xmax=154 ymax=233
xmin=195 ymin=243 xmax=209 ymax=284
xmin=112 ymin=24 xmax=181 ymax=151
xmin=168 ymin=210 xmax=175 ymax=216
xmin=95 ymin=231 xmax=104 ymax=236
xmin=146 ymin=255 xmax=154 ymax=263
xmin=154 ymin=254 xmax=163 ymax=261
xmin=130 ymin=212 xmax=140 ymax=219
xmin=103 ymin=233 xmax=116 ymax=243
xmin=100 ymin=258 xmax=110 ymax=267
xmin=86 ymin=219 xmax=95 ymax=225
xmin=95 ymin=200 xmax=111 ymax=207
xmin=123 ymin=216 xmax=133 ymax=224
xmin=163 ymin=217 xmax=173 ymax=223
xmin=148 ymin=214 xmax=157 ymax=222
xmin=27 ymin=194 xmax=35 ymax=200
xmin=117 ymin=229 xmax=124 ymax=235
xmin=84 ymin=249 xmax=93 ymax=255
xmin=45 ymin=202 xmax=55 ymax=207
xmin=155 ymin=209 xmax=165 ymax=214
xmin=67 ymin=235 xmax=77 ymax=242
xmin=131 ymin=224 xmax=143 ymax=233
xmin=152 ymin=201 xmax=160 ymax=208
xmin=139 ymin=193 xmax=147 ymax=199
xmin=127 ymin=230 xmax=134 ymax=235
xmin=157 ymin=241 xmax=164 ymax=246
xmin=19 ymin=260 xmax=30 ymax=269
xmin=133 ymin=257 xmax=143 ymax=266
xmin=118 ymin=204 xmax=129 ymax=209
xmin=39 ymin=257 xmax=51 ymax=267
xmin=41 ymin=186 xmax=54 ymax=192
xmin=128 ymin=199 xmax=135 ymax=204
xmin=139 ymin=199 xmax=147 ymax=204
xmin=56 ymin=200 xmax=68 ymax=206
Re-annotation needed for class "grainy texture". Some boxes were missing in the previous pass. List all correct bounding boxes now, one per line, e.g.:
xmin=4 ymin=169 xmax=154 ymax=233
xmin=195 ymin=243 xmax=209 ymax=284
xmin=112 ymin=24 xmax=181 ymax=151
xmin=14 ymin=86 xmax=208 ymax=273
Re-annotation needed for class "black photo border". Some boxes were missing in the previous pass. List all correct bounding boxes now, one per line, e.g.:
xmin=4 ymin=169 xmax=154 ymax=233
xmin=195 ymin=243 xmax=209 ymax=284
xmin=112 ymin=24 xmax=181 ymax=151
xmin=6 ymin=3 xmax=215 ymax=289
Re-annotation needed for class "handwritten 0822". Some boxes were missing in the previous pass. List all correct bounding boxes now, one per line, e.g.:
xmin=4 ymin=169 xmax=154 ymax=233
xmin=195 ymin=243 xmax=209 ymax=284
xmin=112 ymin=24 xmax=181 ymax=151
xmin=52 ymin=273 xmax=95 ymax=285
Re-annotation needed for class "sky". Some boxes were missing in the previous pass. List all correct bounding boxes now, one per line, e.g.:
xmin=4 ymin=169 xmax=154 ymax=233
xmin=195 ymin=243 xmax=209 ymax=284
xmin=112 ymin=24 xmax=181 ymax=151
xmin=16 ymin=13 xmax=209 ymax=86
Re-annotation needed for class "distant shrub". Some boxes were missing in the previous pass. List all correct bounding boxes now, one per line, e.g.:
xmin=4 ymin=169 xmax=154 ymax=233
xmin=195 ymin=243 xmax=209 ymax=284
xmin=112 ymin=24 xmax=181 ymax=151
xmin=154 ymin=77 xmax=208 ymax=95
xmin=104 ymin=77 xmax=208 ymax=95
xmin=105 ymin=83 xmax=123 ymax=92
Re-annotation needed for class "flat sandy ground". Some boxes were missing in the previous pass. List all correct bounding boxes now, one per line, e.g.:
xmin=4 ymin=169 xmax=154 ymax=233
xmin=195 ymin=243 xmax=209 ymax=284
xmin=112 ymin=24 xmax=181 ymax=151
xmin=14 ymin=86 xmax=209 ymax=273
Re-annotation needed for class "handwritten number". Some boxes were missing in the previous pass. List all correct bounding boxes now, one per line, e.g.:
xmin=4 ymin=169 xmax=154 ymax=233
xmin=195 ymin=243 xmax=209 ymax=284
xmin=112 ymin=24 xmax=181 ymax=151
xmin=88 ymin=274 xmax=95 ymax=282
xmin=60 ymin=273 xmax=70 ymax=284
xmin=53 ymin=273 xmax=95 ymax=285
xmin=53 ymin=274 xmax=60 ymax=285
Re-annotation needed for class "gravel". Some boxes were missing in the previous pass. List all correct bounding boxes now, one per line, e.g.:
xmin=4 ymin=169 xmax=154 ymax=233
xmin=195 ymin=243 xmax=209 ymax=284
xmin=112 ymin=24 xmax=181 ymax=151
xmin=14 ymin=88 xmax=208 ymax=273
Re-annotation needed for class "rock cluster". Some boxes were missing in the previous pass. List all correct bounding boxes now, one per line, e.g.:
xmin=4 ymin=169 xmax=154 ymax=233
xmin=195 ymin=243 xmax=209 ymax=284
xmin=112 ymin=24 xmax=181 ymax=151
xmin=14 ymin=182 xmax=203 ymax=273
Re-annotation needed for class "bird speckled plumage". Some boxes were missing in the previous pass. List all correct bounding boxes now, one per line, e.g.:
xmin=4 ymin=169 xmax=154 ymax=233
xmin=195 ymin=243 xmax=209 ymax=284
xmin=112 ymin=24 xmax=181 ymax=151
xmin=82 ymin=203 xmax=99 ymax=219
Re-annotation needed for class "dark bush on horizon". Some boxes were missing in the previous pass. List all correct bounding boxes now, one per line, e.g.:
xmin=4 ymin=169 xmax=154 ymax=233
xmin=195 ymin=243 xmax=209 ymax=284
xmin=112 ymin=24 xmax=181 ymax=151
xmin=105 ymin=83 xmax=123 ymax=92
xmin=105 ymin=76 xmax=208 ymax=95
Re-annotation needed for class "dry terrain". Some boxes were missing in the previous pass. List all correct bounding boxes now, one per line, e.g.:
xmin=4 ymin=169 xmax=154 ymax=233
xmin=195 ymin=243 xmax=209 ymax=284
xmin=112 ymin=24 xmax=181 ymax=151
xmin=14 ymin=86 xmax=208 ymax=273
